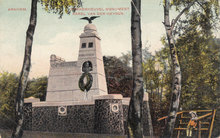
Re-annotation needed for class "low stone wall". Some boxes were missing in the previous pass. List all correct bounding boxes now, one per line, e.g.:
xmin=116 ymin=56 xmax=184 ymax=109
xmin=94 ymin=98 xmax=124 ymax=134
xmin=32 ymin=105 xmax=94 ymax=133
xmin=23 ymin=94 xmax=151 ymax=136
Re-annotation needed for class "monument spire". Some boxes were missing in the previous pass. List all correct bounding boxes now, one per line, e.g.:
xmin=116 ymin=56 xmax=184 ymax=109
xmin=46 ymin=22 xmax=107 ymax=102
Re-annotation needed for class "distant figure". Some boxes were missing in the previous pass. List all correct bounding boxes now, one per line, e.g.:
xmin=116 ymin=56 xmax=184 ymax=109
xmin=80 ymin=16 xmax=100 ymax=23
xmin=187 ymin=111 xmax=198 ymax=137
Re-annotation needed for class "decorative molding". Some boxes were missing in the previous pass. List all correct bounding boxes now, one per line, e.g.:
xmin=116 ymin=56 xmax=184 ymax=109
xmin=58 ymin=106 xmax=67 ymax=116
xmin=110 ymin=103 xmax=119 ymax=113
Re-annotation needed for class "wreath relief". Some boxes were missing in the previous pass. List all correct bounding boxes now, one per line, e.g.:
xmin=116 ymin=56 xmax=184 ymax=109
xmin=78 ymin=61 xmax=93 ymax=92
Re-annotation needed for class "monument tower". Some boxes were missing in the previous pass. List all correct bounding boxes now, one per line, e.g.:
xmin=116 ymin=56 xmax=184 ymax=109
xmin=46 ymin=23 xmax=108 ymax=102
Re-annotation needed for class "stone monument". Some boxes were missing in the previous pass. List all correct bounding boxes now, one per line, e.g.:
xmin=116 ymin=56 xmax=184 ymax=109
xmin=46 ymin=23 xmax=108 ymax=102
xmin=23 ymin=23 xmax=150 ymax=136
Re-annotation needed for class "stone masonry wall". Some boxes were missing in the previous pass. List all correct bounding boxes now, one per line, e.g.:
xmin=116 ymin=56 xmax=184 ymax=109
xmin=94 ymin=99 xmax=124 ymax=135
xmin=32 ymin=105 xmax=94 ymax=133
xmin=24 ymin=98 xmax=150 ymax=136
xmin=23 ymin=103 xmax=32 ymax=130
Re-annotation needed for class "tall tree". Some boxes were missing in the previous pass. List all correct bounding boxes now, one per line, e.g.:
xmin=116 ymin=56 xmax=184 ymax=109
xmin=11 ymin=0 xmax=38 ymax=137
xmin=11 ymin=0 xmax=82 ymax=137
xmin=163 ymin=0 xmax=219 ymax=137
xmin=163 ymin=0 xmax=194 ymax=137
xmin=127 ymin=0 xmax=144 ymax=137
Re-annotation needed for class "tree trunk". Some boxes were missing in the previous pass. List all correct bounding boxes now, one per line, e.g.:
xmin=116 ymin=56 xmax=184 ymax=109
xmin=127 ymin=0 xmax=144 ymax=137
xmin=157 ymin=87 xmax=160 ymax=97
xmin=163 ymin=0 xmax=182 ymax=137
xmin=160 ymin=75 xmax=163 ymax=102
xmin=11 ymin=0 xmax=37 ymax=137
xmin=146 ymin=95 xmax=154 ymax=137
xmin=150 ymin=82 xmax=153 ymax=97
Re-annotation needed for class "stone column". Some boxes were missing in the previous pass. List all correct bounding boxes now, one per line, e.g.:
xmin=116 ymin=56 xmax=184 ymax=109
xmin=94 ymin=94 xmax=124 ymax=135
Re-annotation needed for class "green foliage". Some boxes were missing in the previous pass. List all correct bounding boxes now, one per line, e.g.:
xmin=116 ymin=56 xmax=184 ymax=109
xmin=170 ymin=0 xmax=219 ymax=17
xmin=0 ymin=72 xmax=18 ymax=129
xmin=25 ymin=76 xmax=48 ymax=101
xmin=142 ymin=47 xmax=172 ymax=136
xmin=119 ymin=51 xmax=132 ymax=67
xmin=176 ymin=26 xmax=220 ymax=137
xmin=172 ymin=0 xmax=220 ymax=110
xmin=172 ymin=0 xmax=219 ymax=37
xmin=149 ymin=94 xmax=169 ymax=136
xmin=141 ymin=4 xmax=219 ymax=133
xmin=103 ymin=56 xmax=132 ymax=97
xmin=144 ymin=36 xmax=220 ymax=136
xmin=78 ymin=73 xmax=93 ymax=92
xmin=176 ymin=33 xmax=220 ymax=110
xmin=160 ymin=0 xmax=220 ymax=136
xmin=39 ymin=0 xmax=82 ymax=18
xmin=0 ymin=73 xmax=47 ymax=128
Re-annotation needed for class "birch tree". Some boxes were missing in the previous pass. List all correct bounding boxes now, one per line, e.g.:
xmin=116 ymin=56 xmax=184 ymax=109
xmin=11 ymin=0 xmax=38 ymax=137
xmin=163 ymin=0 xmax=219 ymax=137
xmin=163 ymin=1 xmax=196 ymax=137
xmin=11 ymin=0 xmax=82 ymax=137
xmin=128 ymin=0 xmax=144 ymax=137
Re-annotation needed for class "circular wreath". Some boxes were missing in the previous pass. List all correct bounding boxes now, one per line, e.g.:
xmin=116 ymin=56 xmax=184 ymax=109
xmin=78 ymin=73 xmax=93 ymax=92
xmin=58 ymin=106 xmax=67 ymax=114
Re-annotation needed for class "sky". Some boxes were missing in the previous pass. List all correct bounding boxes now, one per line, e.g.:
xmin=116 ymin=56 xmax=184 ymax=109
xmin=0 ymin=0 xmax=219 ymax=78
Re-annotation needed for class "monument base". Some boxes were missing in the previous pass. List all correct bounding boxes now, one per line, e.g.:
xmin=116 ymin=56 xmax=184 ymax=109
xmin=23 ymin=93 xmax=150 ymax=136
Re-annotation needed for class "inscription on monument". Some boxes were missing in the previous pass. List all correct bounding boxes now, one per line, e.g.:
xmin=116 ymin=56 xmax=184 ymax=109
xmin=51 ymin=61 xmax=77 ymax=68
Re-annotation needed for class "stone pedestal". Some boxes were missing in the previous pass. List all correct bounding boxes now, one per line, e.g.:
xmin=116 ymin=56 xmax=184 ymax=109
xmin=94 ymin=94 xmax=124 ymax=135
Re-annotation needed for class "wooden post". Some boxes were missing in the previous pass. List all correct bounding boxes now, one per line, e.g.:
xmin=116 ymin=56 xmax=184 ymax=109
xmin=208 ymin=109 xmax=216 ymax=138
xmin=177 ymin=126 xmax=181 ymax=138
xmin=177 ymin=119 xmax=182 ymax=138
xmin=197 ymin=121 xmax=201 ymax=138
